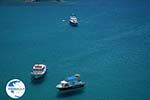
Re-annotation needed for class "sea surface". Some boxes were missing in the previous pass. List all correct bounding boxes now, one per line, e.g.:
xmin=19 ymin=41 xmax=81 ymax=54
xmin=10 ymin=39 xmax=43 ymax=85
xmin=0 ymin=0 xmax=150 ymax=100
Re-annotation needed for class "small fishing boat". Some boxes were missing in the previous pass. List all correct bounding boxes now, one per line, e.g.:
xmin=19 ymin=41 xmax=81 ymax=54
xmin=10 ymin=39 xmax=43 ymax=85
xmin=56 ymin=74 xmax=85 ymax=91
xmin=31 ymin=64 xmax=47 ymax=79
xmin=69 ymin=15 xmax=78 ymax=26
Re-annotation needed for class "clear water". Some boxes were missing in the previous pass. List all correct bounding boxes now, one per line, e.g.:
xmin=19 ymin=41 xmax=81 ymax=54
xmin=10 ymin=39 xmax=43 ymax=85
xmin=0 ymin=0 xmax=150 ymax=100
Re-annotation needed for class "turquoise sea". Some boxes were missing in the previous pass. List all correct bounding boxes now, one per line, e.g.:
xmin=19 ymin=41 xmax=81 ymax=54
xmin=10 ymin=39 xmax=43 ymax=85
xmin=0 ymin=0 xmax=150 ymax=100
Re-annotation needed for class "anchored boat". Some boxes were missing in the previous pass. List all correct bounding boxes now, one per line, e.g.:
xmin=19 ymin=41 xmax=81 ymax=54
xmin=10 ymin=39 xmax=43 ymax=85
xmin=69 ymin=15 xmax=78 ymax=26
xmin=56 ymin=74 xmax=85 ymax=91
xmin=31 ymin=64 xmax=47 ymax=79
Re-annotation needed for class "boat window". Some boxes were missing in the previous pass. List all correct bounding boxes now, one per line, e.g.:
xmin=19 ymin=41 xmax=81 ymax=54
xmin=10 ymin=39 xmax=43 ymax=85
xmin=64 ymin=84 xmax=69 ymax=87
xmin=33 ymin=68 xmax=44 ymax=71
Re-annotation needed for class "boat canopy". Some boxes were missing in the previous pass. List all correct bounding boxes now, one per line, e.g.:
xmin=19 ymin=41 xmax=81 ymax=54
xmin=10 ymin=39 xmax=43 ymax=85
xmin=65 ymin=76 xmax=78 ymax=82
xmin=33 ymin=64 xmax=45 ymax=69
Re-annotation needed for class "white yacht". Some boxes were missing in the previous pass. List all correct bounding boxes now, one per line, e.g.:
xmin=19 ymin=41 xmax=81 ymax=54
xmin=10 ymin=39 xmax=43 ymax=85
xmin=56 ymin=74 xmax=85 ymax=91
xmin=31 ymin=64 xmax=47 ymax=79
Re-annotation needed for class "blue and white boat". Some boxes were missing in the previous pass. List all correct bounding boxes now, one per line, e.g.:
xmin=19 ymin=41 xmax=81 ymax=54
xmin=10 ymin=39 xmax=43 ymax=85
xmin=31 ymin=64 xmax=47 ymax=79
xmin=56 ymin=74 xmax=85 ymax=91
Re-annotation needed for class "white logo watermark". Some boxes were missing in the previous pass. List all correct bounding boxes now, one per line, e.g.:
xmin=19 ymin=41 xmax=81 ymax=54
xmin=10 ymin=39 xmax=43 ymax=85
xmin=6 ymin=79 xmax=25 ymax=99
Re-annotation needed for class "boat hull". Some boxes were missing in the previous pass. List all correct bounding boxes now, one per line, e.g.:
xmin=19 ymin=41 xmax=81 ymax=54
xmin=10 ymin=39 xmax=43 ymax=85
xmin=69 ymin=21 xmax=78 ymax=26
xmin=57 ymin=84 xmax=85 ymax=91
xmin=31 ymin=70 xmax=47 ymax=79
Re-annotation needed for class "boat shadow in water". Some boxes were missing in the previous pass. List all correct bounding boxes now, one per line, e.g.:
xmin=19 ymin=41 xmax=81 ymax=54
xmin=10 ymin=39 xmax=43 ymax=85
xmin=31 ymin=76 xmax=46 ymax=85
xmin=56 ymin=88 xmax=85 ymax=98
